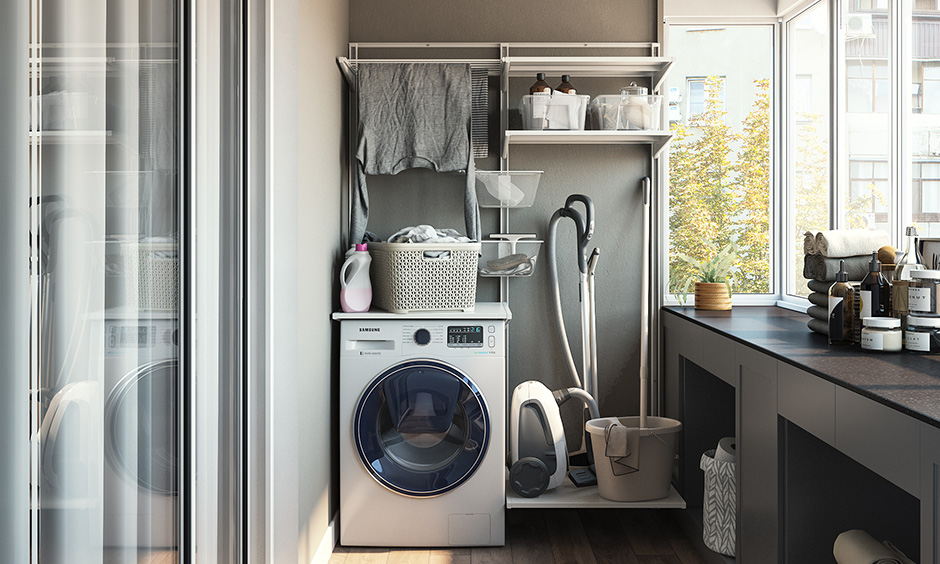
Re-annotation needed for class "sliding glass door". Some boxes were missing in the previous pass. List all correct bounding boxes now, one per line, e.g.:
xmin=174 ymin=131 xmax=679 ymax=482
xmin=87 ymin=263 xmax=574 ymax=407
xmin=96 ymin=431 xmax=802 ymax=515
xmin=29 ymin=0 xmax=183 ymax=562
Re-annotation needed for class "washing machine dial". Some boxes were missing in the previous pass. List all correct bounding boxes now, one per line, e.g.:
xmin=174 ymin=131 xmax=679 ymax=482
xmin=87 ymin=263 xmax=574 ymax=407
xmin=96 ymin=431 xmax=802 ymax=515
xmin=413 ymin=328 xmax=431 ymax=346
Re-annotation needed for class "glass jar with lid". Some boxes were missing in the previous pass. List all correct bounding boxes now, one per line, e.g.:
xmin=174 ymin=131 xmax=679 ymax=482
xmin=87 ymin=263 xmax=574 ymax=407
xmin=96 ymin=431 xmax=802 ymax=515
xmin=904 ymin=315 xmax=940 ymax=353
xmin=860 ymin=317 xmax=902 ymax=352
xmin=908 ymin=270 xmax=940 ymax=315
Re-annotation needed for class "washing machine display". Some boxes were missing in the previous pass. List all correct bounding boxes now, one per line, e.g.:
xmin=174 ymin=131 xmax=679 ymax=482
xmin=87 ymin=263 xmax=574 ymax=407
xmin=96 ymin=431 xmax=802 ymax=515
xmin=355 ymin=359 xmax=488 ymax=497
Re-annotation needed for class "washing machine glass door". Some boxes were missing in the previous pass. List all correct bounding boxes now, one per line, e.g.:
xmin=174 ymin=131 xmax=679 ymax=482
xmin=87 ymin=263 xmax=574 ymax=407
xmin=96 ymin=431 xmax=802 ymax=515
xmin=355 ymin=359 xmax=489 ymax=497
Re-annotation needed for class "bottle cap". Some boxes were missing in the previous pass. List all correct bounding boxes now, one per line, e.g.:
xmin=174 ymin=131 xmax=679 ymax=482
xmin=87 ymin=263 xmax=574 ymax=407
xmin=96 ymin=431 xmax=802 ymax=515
xmin=835 ymin=259 xmax=848 ymax=282
xmin=862 ymin=316 xmax=900 ymax=329
xmin=868 ymin=251 xmax=881 ymax=272
xmin=907 ymin=315 xmax=940 ymax=328
xmin=536 ymin=72 xmax=546 ymax=80
xmin=355 ymin=243 xmax=368 ymax=252
xmin=905 ymin=225 xmax=920 ymax=237
xmin=561 ymin=74 xmax=571 ymax=82
xmin=911 ymin=269 xmax=940 ymax=279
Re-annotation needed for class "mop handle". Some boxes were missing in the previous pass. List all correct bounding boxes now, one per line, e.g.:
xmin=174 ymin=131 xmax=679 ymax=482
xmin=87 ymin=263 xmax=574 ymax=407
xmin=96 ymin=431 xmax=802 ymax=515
xmin=639 ymin=177 xmax=651 ymax=429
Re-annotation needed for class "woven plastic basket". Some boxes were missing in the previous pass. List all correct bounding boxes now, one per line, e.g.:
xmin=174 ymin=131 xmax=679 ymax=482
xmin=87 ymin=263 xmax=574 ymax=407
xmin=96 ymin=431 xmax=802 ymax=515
xmin=369 ymin=242 xmax=480 ymax=313
xmin=122 ymin=243 xmax=179 ymax=311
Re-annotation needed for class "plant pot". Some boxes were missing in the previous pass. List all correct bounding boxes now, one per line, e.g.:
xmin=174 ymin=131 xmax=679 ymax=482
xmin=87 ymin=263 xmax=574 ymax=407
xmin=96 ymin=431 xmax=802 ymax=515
xmin=695 ymin=282 xmax=731 ymax=310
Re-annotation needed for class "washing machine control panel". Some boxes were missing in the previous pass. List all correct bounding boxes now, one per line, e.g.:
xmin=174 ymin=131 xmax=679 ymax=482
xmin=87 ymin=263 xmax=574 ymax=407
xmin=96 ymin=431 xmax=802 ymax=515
xmin=446 ymin=325 xmax=484 ymax=348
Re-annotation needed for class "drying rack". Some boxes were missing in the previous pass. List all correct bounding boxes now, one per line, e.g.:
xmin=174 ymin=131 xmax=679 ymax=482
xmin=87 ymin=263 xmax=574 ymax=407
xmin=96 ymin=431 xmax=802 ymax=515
xmin=338 ymin=43 xmax=680 ymax=510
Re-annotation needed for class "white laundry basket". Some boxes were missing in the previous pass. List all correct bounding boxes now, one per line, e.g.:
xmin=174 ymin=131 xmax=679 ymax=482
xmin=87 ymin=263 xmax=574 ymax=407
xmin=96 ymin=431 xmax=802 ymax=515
xmin=701 ymin=449 xmax=736 ymax=557
xmin=369 ymin=242 xmax=480 ymax=313
xmin=585 ymin=416 xmax=681 ymax=502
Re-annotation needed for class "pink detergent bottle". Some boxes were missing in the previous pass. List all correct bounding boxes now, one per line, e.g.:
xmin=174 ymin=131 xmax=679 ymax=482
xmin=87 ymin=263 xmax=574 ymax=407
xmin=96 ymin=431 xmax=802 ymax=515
xmin=340 ymin=243 xmax=372 ymax=313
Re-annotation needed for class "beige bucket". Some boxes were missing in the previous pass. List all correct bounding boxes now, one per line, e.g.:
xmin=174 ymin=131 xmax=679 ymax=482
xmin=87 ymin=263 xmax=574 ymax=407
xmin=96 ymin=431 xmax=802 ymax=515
xmin=585 ymin=416 xmax=682 ymax=502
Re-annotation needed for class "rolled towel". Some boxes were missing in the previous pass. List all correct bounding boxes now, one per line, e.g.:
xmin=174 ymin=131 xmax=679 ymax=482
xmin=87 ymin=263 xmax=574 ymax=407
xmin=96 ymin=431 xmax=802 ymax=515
xmin=816 ymin=229 xmax=890 ymax=258
xmin=804 ymin=231 xmax=819 ymax=255
xmin=804 ymin=254 xmax=870 ymax=281
xmin=833 ymin=529 xmax=915 ymax=564
xmin=808 ymin=291 xmax=829 ymax=308
xmin=807 ymin=305 xmax=828 ymax=322
xmin=807 ymin=278 xmax=836 ymax=294
xmin=808 ymin=317 xmax=829 ymax=336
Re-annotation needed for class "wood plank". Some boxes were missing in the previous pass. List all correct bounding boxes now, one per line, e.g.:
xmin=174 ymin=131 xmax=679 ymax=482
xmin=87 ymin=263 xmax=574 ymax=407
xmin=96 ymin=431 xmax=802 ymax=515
xmin=429 ymin=548 xmax=472 ymax=564
xmin=345 ymin=547 xmax=390 ymax=564
xmin=617 ymin=511 xmax=674 ymax=556
xmin=471 ymin=531 xmax=513 ymax=564
xmin=507 ymin=510 xmax=555 ymax=564
xmin=578 ymin=510 xmax=639 ymax=564
xmin=387 ymin=549 xmax=431 ymax=564
xmin=650 ymin=510 xmax=685 ymax=541
xmin=330 ymin=545 xmax=350 ymax=564
xmin=666 ymin=540 xmax=706 ymax=564
xmin=636 ymin=556 xmax=681 ymax=564
xmin=543 ymin=509 xmax=598 ymax=564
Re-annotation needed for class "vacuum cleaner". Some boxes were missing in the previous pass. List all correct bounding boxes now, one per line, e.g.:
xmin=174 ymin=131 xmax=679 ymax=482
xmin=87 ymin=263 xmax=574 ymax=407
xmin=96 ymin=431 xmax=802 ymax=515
xmin=508 ymin=194 xmax=601 ymax=498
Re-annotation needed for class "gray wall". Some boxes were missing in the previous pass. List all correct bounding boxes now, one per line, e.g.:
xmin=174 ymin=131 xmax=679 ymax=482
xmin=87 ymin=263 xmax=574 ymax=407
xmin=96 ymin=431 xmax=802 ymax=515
xmin=349 ymin=1 xmax=656 ymax=447
xmin=297 ymin=0 xmax=347 ymax=561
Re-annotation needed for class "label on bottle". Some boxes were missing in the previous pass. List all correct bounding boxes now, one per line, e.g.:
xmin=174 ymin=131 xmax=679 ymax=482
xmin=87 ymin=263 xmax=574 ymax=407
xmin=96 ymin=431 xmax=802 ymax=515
xmin=909 ymin=286 xmax=932 ymax=313
xmin=905 ymin=331 xmax=931 ymax=352
xmin=829 ymin=296 xmax=844 ymax=341
xmin=861 ymin=330 xmax=883 ymax=351
xmin=860 ymin=290 xmax=872 ymax=319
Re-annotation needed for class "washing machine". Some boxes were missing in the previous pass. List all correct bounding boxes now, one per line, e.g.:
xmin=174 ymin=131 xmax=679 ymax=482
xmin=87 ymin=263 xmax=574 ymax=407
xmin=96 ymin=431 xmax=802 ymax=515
xmin=102 ymin=308 xmax=179 ymax=549
xmin=335 ymin=302 xmax=510 ymax=547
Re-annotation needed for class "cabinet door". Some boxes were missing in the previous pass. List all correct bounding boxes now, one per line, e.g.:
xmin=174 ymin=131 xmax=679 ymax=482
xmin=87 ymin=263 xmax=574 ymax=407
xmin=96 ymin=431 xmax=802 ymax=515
xmin=736 ymin=345 xmax=779 ymax=563
xmin=922 ymin=423 xmax=940 ymax=564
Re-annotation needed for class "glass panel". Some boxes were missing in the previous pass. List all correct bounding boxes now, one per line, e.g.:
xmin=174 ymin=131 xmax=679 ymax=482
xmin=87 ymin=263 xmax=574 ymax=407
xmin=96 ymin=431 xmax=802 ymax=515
xmin=842 ymin=0 xmax=892 ymax=233
xmin=788 ymin=2 xmax=830 ymax=297
xmin=911 ymin=4 xmax=940 ymax=237
xmin=667 ymin=26 xmax=774 ymax=298
xmin=30 ymin=0 xmax=181 ymax=562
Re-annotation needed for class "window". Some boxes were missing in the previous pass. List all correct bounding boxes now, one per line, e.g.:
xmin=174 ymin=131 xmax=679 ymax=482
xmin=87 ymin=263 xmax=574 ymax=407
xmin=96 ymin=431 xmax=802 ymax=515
xmin=847 ymin=159 xmax=889 ymax=229
xmin=910 ymin=4 xmax=940 ymax=237
xmin=922 ymin=64 xmax=940 ymax=114
xmin=913 ymin=162 xmax=940 ymax=229
xmin=667 ymin=26 xmax=774 ymax=301
xmin=786 ymin=2 xmax=829 ymax=298
xmin=846 ymin=60 xmax=889 ymax=113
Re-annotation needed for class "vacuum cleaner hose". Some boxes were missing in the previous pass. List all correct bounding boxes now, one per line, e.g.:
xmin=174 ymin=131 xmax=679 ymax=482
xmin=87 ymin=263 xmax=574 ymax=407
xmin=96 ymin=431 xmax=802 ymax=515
xmin=552 ymin=387 xmax=600 ymax=420
xmin=547 ymin=209 xmax=583 ymax=389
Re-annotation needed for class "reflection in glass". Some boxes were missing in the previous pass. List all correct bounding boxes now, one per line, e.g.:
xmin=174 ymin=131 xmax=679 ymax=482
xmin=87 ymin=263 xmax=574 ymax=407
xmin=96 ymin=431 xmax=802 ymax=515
xmin=30 ymin=1 xmax=181 ymax=562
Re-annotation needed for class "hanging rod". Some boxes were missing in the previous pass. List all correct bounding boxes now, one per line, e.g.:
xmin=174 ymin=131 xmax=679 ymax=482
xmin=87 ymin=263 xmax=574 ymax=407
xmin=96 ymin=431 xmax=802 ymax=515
xmin=336 ymin=57 xmax=501 ymax=90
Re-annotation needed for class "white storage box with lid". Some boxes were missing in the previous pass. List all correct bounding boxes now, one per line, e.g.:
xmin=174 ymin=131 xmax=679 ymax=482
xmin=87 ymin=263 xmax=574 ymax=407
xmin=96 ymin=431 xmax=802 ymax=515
xmin=368 ymin=242 xmax=480 ymax=313
xmin=475 ymin=171 xmax=542 ymax=208
xmin=478 ymin=234 xmax=542 ymax=277
xmin=591 ymin=94 xmax=664 ymax=130
xmin=521 ymin=94 xmax=589 ymax=130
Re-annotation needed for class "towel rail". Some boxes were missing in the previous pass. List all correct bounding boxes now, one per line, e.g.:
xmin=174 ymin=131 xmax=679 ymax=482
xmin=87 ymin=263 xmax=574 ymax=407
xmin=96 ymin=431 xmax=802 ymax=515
xmin=337 ymin=57 xmax=501 ymax=89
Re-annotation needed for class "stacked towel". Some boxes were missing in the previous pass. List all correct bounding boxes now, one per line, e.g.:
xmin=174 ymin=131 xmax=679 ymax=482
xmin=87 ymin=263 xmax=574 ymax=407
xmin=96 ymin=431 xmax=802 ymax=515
xmin=833 ymin=529 xmax=916 ymax=564
xmin=802 ymin=230 xmax=888 ymax=337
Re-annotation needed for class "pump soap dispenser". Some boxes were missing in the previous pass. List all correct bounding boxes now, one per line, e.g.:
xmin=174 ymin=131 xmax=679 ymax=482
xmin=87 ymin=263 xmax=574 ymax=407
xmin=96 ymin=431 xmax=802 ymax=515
xmin=829 ymin=260 xmax=855 ymax=346
xmin=860 ymin=250 xmax=890 ymax=318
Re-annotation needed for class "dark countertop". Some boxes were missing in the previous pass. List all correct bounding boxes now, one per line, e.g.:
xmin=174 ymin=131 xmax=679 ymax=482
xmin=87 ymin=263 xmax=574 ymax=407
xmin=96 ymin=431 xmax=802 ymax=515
xmin=663 ymin=306 xmax=940 ymax=428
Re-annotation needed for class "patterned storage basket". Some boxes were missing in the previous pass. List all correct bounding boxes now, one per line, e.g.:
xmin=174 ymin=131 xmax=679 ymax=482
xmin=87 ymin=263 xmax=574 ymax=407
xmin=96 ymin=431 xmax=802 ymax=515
xmin=122 ymin=243 xmax=179 ymax=311
xmin=369 ymin=242 xmax=480 ymax=313
xmin=701 ymin=449 xmax=736 ymax=557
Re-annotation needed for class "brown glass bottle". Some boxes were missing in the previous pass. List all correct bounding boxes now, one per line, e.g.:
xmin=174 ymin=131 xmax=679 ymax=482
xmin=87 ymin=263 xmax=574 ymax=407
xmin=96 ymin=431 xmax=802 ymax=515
xmin=529 ymin=73 xmax=551 ymax=95
xmin=829 ymin=260 xmax=856 ymax=345
xmin=556 ymin=74 xmax=576 ymax=94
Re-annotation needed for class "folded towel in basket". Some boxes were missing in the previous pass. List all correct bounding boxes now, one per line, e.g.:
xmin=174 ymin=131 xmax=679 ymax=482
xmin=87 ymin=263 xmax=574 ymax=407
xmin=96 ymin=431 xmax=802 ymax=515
xmin=833 ymin=529 xmax=916 ymax=564
xmin=353 ymin=63 xmax=480 ymax=245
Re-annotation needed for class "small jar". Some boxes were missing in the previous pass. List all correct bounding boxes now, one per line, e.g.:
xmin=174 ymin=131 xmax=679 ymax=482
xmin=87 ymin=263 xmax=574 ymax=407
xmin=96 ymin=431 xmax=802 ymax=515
xmin=908 ymin=270 xmax=940 ymax=315
xmin=905 ymin=315 xmax=940 ymax=353
xmin=860 ymin=316 xmax=903 ymax=352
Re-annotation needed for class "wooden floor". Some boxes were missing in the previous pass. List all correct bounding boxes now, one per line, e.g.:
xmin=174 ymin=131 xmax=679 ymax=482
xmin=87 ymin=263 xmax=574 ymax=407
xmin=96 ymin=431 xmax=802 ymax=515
xmin=102 ymin=549 xmax=178 ymax=564
xmin=331 ymin=509 xmax=708 ymax=564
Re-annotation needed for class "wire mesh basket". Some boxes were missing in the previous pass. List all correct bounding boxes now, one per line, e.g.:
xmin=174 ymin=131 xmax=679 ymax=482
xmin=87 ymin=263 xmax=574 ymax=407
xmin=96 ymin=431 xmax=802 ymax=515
xmin=369 ymin=242 xmax=480 ymax=313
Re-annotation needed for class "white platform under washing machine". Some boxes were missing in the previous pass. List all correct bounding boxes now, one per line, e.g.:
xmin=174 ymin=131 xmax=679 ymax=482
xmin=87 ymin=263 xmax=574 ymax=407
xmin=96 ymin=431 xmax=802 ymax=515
xmin=334 ymin=303 xmax=510 ymax=547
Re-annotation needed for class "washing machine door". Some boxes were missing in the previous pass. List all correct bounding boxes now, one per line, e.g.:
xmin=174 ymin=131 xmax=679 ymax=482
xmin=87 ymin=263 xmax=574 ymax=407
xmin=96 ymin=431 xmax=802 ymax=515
xmin=355 ymin=359 xmax=490 ymax=497
xmin=105 ymin=358 xmax=178 ymax=496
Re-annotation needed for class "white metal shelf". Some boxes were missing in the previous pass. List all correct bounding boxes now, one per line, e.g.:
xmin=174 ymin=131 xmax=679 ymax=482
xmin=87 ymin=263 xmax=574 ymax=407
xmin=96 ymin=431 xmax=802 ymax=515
xmin=506 ymin=481 xmax=686 ymax=509
xmin=30 ymin=130 xmax=113 ymax=144
xmin=501 ymin=56 xmax=674 ymax=92
xmin=503 ymin=130 xmax=673 ymax=159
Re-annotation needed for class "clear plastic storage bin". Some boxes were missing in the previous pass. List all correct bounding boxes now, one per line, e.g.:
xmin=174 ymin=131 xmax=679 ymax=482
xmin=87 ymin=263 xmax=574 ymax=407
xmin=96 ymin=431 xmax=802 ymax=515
xmin=591 ymin=94 xmax=664 ymax=130
xmin=475 ymin=171 xmax=542 ymax=208
xmin=521 ymin=94 xmax=589 ymax=130
xmin=478 ymin=234 xmax=542 ymax=277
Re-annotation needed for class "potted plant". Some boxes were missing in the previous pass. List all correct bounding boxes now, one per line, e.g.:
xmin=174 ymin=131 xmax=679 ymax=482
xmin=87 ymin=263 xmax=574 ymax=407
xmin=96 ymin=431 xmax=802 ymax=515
xmin=674 ymin=242 xmax=737 ymax=310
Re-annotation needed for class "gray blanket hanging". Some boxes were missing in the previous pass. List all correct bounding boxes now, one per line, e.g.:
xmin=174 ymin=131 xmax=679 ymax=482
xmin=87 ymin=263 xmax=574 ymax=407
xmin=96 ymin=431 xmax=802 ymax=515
xmin=352 ymin=62 xmax=480 ymax=245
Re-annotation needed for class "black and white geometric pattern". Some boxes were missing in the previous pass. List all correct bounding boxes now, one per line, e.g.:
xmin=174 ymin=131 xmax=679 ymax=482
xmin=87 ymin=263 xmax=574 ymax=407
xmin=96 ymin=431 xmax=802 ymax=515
xmin=701 ymin=450 xmax=736 ymax=557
